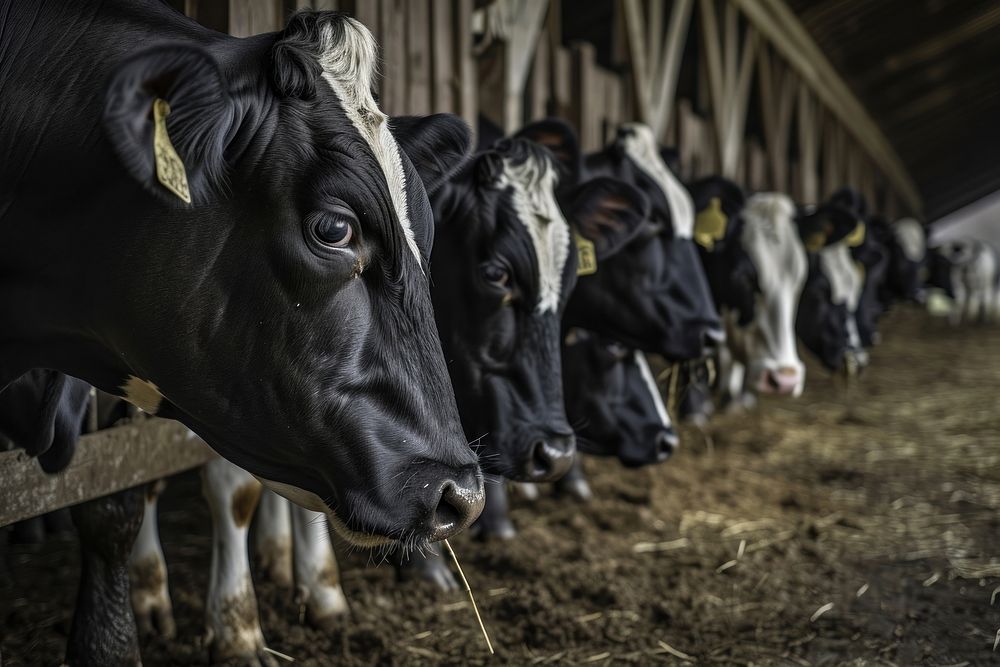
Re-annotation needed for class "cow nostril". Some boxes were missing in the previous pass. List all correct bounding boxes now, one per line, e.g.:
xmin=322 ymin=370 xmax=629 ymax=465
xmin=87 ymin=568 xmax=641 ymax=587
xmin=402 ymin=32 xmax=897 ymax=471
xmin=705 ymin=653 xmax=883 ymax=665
xmin=427 ymin=472 xmax=485 ymax=541
xmin=526 ymin=435 xmax=576 ymax=482
xmin=655 ymin=430 xmax=679 ymax=462
xmin=431 ymin=483 xmax=463 ymax=533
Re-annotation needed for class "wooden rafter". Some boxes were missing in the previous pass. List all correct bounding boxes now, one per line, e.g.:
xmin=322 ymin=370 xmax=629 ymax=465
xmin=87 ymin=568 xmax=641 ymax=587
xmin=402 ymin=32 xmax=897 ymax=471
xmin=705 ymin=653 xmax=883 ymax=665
xmin=699 ymin=0 xmax=758 ymax=179
xmin=622 ymin=0 xmax=694 ymax=139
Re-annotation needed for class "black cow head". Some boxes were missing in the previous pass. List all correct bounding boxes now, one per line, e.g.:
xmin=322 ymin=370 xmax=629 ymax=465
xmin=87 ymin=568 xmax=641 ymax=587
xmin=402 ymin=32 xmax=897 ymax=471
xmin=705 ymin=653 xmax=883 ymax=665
xmin=517 ymin=120 xmax=723 ymax=360
xmin=852 ymin=214 xmax=891 ymax=347
xmin=795 ymin=200 xmax=868 ymax=373
xmin=561 ymin=330 xmax=676 ymax=467
xmin=3 ymin=9 xmax=483 ymax=547
xmin=429 ymin=138 xmax=577 ymax=482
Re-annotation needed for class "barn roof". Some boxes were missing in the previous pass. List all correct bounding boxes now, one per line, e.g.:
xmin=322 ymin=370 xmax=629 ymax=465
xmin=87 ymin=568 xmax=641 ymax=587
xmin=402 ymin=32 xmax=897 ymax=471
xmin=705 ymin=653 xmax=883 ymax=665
xmin=785 ymin=0 xmax=1000 ymax=221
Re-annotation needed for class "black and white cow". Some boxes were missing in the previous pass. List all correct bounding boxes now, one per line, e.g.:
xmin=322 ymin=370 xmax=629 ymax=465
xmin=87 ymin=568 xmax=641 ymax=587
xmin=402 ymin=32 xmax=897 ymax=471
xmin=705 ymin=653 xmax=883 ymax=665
xmin=518 ymin=121 xmax=724 ymax=360
xmin=686 ymin=183 xmax=859 ymax=407
xmin=795 ymin=201 xmax=870 ymax=375
xmin=884 ymin=218 xmax=929 ymax=305
xmin=561 ymin=329 xmax=677 ymax=468
xmin=933 ymin=239 xmax=999 ymax=324
xmin=2 ymin=3 xmax=484 ymax=548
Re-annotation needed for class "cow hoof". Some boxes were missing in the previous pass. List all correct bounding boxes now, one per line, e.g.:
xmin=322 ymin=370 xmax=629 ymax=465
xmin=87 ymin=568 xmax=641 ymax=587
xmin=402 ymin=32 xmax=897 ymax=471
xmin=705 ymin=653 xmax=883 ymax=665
xmin=511 ymin=482 xmax=540 ymax=501
xmin=301 ymin=584 xmax=349 ymax=632
xmin=557 ymin=477 xmax=593 ymax=503
xmin=207 ymin=636 xmax=279 ymax=667
xmin=397 ymin=551 xmax=458 ymax=592
xmin=134 ymin=600 xmax=176 ymax=640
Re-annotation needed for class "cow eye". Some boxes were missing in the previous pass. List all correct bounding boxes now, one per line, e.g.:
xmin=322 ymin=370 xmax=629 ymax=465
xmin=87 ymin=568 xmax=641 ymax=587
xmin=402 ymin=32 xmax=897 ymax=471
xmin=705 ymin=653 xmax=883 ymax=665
xmin=308 ymin=211 xmax=354 ymax=248
xmin=481 ymin=263 xmax=510 ymax=287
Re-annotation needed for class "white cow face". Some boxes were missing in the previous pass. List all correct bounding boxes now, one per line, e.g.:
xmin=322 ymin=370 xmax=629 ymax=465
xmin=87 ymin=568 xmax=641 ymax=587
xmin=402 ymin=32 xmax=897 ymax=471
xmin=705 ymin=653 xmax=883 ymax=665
xmin=727 ymin=193 xmax=808 ymax=396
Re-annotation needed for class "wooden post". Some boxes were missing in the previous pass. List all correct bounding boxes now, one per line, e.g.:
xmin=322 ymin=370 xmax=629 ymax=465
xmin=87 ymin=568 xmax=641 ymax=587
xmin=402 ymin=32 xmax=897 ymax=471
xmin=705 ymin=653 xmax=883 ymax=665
xmin=622 ymin=0 xmax=694 ymax=139
xmin=405 ymin=0 xmax=432 ymax=115
xmin=455 ymin=0 xmax=477 ymax=132
xmin=756 ymin=42 xmax=796 ymax=192
xmin=796 ymin=85 xmax=820 ymax=204
xmin=228 ymin=0 xmax=283 ymax=37
xmin=429 ymin=0 xmax=455 ymax=113
xmin=699 ymin=0 xmax=757 ymax=179
xmin=379 ymin=0 xmax=407 ymax=116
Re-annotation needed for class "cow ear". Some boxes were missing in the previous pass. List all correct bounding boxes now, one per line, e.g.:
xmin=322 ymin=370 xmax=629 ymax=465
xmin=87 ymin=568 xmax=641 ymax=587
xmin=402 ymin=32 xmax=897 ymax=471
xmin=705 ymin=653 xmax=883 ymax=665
xmin=390 ymin=114 xmax=472 ymax=197
xmin=565 ymin=178 xmax=649 ymax=260
xmin=515 ymin=119 xmax=581 ymax=181
xmin=796 ymin=204 xmax=861 ymax=252
xmin=688 ymin=176 xmax=745 ymax=251
xmin=103 ymin=45 xmax=233 ymax=206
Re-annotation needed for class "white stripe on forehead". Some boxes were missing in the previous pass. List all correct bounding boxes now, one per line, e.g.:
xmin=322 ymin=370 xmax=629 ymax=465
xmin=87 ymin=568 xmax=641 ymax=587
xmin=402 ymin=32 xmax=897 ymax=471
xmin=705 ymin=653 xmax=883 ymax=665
xmin=314 ymin=19 xmax=421 ymax=265
xmin=619 ymin=123 xmax=693 ymax=239
xmin=893 ymin=218 xmax=926 ymax=262
xmin=501 ymin=156 xmax=571 ymax=314
xmin=633 ymin=351 xmax=672 ymax=429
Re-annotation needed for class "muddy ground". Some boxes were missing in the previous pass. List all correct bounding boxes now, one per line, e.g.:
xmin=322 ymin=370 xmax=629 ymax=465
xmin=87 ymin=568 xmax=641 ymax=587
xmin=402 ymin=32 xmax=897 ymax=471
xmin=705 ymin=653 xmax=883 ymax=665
xmin=2 ymin=308 xmax=999 ymax=666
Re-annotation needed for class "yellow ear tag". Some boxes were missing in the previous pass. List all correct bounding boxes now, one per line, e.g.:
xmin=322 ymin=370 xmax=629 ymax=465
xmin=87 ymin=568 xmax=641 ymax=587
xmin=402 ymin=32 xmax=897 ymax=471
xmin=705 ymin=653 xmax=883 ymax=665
xmin=153 ymin=98 xmax=192 ymax=204
xmin=694 ymin=197 xmax=728 ymax=250
xmin=845 ymin=221 xmax=866 ymax=248
xmin=805 ymin=231 xmax=827 ymax=252
xmin=575 ymin=232 xmax=598 ymax=276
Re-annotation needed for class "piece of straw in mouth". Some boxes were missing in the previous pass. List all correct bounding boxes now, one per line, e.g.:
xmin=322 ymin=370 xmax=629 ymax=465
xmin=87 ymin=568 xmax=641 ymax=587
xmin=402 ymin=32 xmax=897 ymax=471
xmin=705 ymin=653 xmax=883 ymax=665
xmin=443 ymin=538 xmax=494 ymax=655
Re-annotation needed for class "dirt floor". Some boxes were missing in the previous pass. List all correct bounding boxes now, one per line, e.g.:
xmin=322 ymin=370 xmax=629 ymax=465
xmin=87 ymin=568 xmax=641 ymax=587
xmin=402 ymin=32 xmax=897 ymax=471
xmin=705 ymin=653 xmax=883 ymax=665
xmin=2 ymin=307 xmax=999 ymax=666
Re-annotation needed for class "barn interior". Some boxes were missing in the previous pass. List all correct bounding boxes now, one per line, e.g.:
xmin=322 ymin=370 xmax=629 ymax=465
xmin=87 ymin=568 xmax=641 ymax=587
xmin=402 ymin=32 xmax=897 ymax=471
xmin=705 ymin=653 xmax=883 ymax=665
xmin=2 ymin=1 xmax=999 ymax=666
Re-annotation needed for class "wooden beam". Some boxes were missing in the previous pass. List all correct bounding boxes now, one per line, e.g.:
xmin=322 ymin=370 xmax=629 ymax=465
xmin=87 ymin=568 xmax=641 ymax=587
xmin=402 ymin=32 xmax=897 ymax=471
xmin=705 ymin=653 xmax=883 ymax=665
xmin=700 ymin=0 xmax=757 ymax=179
xmin=406 ymin=0 xmax=432 ymax=115
xmin=650 ymin=0 xmax=694 ymax=139
xmin=622 ymin=0 xmax=652 ymax=123
xmin=796 ymin=85 xmax=820 ymax=203
xmin=730 ymin=0 xmax=922 ymax=214
xmin=756 ymin=43 xmax=796 ymax=191
xmin=228 ymin=0 xmax=282 ymax=37
xmin=455 ymin=0 xmax=477 ymax=132
xmin=0 ymin=420 xmax=217 ymax=527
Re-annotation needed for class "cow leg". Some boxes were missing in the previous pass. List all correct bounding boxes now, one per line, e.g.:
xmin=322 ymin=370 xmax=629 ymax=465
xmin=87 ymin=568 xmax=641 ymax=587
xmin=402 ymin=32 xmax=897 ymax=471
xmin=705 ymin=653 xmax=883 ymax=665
xmin=129 ymin=480 xmax=175 ymax=639
xmin=289 ymin=505 xmax=348 ymax=630
xmin=65 ymin=487 xmax=143 ymax=667
xmin=473 ymin=475 xmax=516 ymax=540
xmin=254 ymin=491 xmax=293 ymax=588
xmin=554 ymin=455 xmax=593 ymax=502
xmin=396 ymin=545 xmax=458 ymax=591
xmin=201 ymin=459 xmax=274 ymax=666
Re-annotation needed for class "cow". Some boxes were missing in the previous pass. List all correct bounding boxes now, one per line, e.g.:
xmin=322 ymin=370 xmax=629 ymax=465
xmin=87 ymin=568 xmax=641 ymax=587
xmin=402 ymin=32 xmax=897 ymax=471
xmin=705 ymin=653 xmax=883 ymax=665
xmin=796 ymin=207 xmax=870 ymax=375
xmin=558 ymin=328 xmax=677 ymax=499
xmin=685 ymin=183 xmax=858 ymax=411
xmin=518 ymin=121 xmax=724 ymax=360
xmin=1 ymin=3 xmax=485 ymax=554
xmin=884 ymin=218 xmax=929 ymax=305
xmin=933 ymin=239 xmax=999 ymax=324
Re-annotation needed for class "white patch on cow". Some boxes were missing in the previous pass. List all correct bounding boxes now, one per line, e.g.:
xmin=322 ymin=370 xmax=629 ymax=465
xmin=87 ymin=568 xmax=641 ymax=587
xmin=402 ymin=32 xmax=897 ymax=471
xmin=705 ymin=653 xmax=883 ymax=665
xmin=893 ymin=218 xmax=926 ymax=262
xmin=619 ymin=122 xmax=693 ymax=239
xmin=633 ymin=351 xmax=672 ymax=429
xmin=121 ymin=375 xmax=162 ymax=414
xmin=945 ymin=239 xmax=999 ymax=324
xmin=501 ymin=155 xmax=571 ymax=314
xmin=736 ymin=193 xmax=807 ymax=393
xmin=255 ymin=476 xmax=394 ymax=548
xmin=819 ymin=242 xmax=864 ymax=354
xmin=819 ymin=243 xmax=863 ymax=311
xmin=314 ymin=19 xmax=421 ymax=266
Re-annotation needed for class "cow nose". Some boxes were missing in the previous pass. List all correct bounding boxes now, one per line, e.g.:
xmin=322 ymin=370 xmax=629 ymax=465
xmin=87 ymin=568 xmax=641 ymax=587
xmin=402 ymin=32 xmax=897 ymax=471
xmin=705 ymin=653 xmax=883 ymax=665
xmin=426 ymin=467 xmax=485 ymax=542
xmin=525 ymin=434 xmax=576 ymax=482
xmin=655 ymin=428 xmax=679 ymax=462
xmin=701 ymin=326 xmax=725 ymax=354
xmin=763 ymin=366 xmax=800 ymax=395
